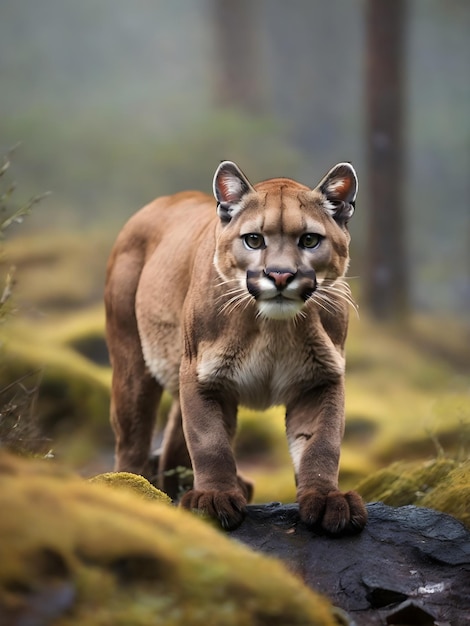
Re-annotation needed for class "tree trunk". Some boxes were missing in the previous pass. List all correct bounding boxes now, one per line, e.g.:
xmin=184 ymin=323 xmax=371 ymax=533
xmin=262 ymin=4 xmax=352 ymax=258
xmin=365 ymin=0 xmax=409 ymax=320
xmin=211 ymin=0 xmax=262 ymax=113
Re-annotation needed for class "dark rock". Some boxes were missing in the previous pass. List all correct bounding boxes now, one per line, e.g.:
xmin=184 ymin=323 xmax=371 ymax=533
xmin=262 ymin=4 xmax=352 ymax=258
xmin=229 ymin=502 xmax=470 ymax=626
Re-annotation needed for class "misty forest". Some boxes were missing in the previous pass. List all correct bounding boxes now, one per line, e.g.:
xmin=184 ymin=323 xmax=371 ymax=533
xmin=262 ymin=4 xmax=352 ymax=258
xmin=0 ymin=2 xmax=469 ymax=625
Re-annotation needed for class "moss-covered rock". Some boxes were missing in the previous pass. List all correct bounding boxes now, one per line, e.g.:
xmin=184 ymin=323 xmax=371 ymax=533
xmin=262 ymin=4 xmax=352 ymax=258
xmin=0 ymin=324 xmax=111 ymax=450
xmin=89 ymin=471 xmax=171 ymax=504
xmin=344 ymin=313 xmax=470 ymax=470
xmin=0 ymin=232 xmax=112 ymax=313
xmin=420 ymin=460 xmax=470 ymax=527
xmin=0 ymin=452 xmax=337 ymax=626
xmin=356 ymin=457 xmax=470 ymax=528
xmin=45 ymin=306 xmax=109 ymax=366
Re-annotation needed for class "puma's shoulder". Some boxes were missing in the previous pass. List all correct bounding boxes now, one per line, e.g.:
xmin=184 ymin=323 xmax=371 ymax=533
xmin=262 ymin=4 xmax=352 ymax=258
xmin=114 ymin=191 xmax=214 ymax=249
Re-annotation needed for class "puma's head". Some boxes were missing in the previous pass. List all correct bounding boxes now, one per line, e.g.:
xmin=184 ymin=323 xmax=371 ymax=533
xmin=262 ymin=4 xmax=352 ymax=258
xmin=213 ymin=161 xmax=357 ymax=320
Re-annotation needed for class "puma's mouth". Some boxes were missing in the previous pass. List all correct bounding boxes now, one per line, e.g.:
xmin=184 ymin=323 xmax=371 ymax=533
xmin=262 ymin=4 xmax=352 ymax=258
xmin=246 ymin=269 xmax=317 ymax=319
xmin=257 ymin=295 xmax=305 ymax=320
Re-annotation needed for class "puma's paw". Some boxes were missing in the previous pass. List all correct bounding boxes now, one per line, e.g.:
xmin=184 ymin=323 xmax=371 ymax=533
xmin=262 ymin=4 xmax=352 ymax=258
xmin=298 ymin=488 xmax=367 ymax=535
xmin=180 ymin=489 xmax=247 ymax=530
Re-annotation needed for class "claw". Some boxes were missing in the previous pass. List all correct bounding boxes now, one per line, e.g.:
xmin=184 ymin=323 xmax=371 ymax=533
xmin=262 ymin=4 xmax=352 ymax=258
xmin=298 ymin=488 xmax=367 ymax=536
xmin=180 ymin=489 xmax=247 ymax=530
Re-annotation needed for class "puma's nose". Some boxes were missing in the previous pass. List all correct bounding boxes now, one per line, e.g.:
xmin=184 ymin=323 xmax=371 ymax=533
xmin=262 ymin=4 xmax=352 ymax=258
xmin=265 ymin=268 xmax=296 ymax=289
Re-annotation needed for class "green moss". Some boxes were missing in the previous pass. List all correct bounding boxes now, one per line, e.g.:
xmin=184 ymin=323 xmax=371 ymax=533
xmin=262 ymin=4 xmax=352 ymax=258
xmin=0 ymin=452 xmax=337 ymax=626
xmin=236 ymin=407 xmax=289 ymax=464
xmin=420 ymin=460 xmax=470 ymax=527
xmin=250 ymin=466 xmax=297 ymax=505
xmin=89 ymin=472 xmax=171 ymax=505
xmin=356 ymin=457 xmax=470 ymax=527
xmin=1 ymin=327 xmax=111 ymax=440
xmin=0 ymin=232 xmax=112 ymax=312
xmin=338 ymin=448 xmax=377 ymax=490
xmin=41 ymin=306 xmax=109 ymax=366
xmin=344 ymin=313 xmax=470 ymax=470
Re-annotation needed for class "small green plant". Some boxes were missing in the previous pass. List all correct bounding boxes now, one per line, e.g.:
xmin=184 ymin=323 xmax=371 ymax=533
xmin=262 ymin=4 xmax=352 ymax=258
xmin=0 ymin=370 xmax=52 ymax=456
xmin=0 ymin=147 xmax=49 ymax=454
xmin=162 ymin=465 xmax=194 ymax=498
xmin=0 ymin=147 xmax=48 ymax=320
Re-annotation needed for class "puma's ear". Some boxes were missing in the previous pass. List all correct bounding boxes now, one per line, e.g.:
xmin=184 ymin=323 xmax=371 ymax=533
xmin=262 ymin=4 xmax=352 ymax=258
xmin=213 ymin=161 xmax=255 ymax=223
xmin=316 ymin=162 xmax=358 ymax=222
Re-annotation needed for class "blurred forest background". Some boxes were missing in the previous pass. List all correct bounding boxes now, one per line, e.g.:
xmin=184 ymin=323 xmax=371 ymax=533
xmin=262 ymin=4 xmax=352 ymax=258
xmin=0 ymin=1 xmax=469 ymax=493
xmin=1 ymin=0 xmax=469 ymax=312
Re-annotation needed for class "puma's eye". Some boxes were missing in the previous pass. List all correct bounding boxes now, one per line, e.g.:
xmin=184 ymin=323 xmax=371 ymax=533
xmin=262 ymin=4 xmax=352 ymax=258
xmin=299 ymin=233 xmax=322 ymax=249
xmin=242 ymin=233 xmax=265 ymax=250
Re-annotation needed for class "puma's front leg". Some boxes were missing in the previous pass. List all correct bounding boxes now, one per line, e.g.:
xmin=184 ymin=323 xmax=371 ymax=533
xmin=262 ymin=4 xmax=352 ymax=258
xmin=178 ymin=365 xmax=247 ymax=530
xmin=286 ymin=381 xmax=367 ymax=535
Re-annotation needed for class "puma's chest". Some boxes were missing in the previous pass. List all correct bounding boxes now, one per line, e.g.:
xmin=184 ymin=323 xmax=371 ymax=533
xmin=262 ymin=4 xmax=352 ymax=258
xmin=196 ymin=326 xmax=345 ymax=410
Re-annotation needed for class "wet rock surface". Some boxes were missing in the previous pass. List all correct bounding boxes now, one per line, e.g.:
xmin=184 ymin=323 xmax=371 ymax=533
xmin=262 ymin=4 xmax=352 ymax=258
xmin=229 ymin=502 xmax=470 ymax=625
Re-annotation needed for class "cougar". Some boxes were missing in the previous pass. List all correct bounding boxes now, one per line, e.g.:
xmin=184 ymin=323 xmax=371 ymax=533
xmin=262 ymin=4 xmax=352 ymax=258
xmin=105 ymin=160 xmax=368 ymax=534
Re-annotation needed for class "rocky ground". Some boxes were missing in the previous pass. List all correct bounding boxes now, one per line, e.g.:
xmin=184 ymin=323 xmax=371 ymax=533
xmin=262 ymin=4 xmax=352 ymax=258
xmin=231 ymin=501 xmax=470 ymax=626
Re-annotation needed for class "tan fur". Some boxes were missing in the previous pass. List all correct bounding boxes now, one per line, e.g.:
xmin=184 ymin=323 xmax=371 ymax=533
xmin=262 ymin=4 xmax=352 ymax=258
xmin=105 ymin=162 xmax=367 ymax=534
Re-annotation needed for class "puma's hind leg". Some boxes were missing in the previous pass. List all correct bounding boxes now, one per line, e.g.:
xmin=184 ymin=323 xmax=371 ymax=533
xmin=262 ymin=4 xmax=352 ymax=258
xmin=158 ymin=398 xmax=192 ymax=500
xmin=109 ymin=363 xmax=162 ymax=479
xmin=105 ymin=251 xmax=162 ymax=479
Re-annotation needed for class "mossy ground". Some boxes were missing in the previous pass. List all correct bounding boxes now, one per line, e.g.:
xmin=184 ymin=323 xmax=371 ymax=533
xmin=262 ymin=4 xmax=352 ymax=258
xmin=89 ymin=471 xmax=172 ymax=504
xmin=356 ymin=457 xmax=470 ymax=528
xmin=0 ymin=452 xmax=337 ymax=626
xmin=0 ymin=303 xmax=112 ymax=464
xmin=0 ymin=231 xmax=113 ymax=312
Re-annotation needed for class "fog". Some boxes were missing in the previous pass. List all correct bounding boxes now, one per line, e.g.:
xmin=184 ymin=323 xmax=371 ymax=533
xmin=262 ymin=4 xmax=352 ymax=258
xmin=1 ymin=0 xmax=469 ymax=314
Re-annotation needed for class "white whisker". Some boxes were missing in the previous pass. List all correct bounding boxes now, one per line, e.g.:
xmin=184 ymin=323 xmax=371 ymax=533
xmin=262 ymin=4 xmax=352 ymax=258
xmin=302 ymin=276 xmax=358 ymax=317
xmin=316 ymin=279 xmax=359 ymax=318
xmin=215 ymin=286 xmax=246 ymax=302
xmin=240 ymin=294 xmax=254 ymax=314
xmin=327 ymin=285 xmax=358 ymax=309
xmin=214 ymin=278 xmax=242 ymax=289
xmin=219 ymin=294 xmax=244 ymax=315
xmin=219 ymin=291 xmax=254 ymax=316
xmin=293 ymin=308 xmax=307 ymax=324
xmin=311 ymin=293 xmax=338 ymax=315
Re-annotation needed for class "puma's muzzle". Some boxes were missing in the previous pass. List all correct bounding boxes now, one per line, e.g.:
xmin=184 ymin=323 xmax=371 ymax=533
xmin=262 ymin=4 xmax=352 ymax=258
xmin=246 ymin=267 xmax=317 ymax=319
